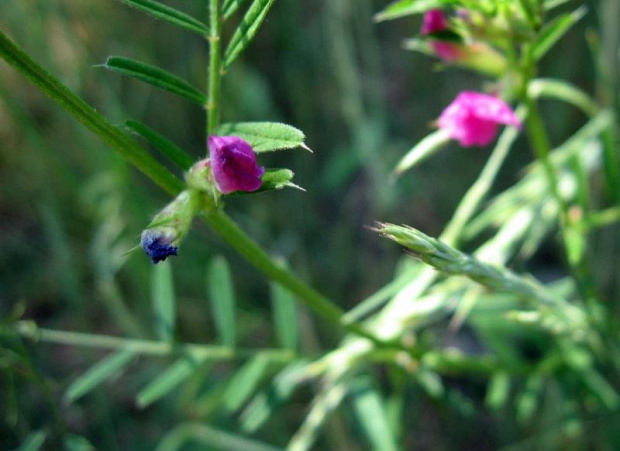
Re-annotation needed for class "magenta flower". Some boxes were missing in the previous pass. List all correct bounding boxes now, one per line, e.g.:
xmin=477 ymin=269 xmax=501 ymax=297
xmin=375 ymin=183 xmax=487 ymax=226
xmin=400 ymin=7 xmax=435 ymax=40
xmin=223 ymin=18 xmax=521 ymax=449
xmin=438 ymin=91 xmax=522 ymax=147
xmin=208 ymin=136 xmax=265 ymax=194
xmin=421 ymin=9 xmax=448 ymax=35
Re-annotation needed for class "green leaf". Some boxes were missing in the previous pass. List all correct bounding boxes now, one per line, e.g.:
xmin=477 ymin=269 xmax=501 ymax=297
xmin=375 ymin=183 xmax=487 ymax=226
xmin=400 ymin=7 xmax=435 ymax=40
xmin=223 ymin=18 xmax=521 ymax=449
xmin=393 ymin=129 xmax=451 ymax=177
xmin=125 ymin=120 xmax=194 ymax=170
xmin=374 ymin=0 xmax=444 ymax=22
xmin=63 ymin=435 xmax=96 ymax=451
xmin=120 ymin=0 xmax=209 ymax=35
xmin=215 ymin=122 xmax=308 ymax=152
xmin=544 ymin=0 xmax=574 ymax=10
xmin=223 ymin=0 xmax=277 ymax=69
xmin=0 ymin=31 xmax=183 ymax=196
xmin=151 ymin=261 xmax=176 ymax=343
xmin=65 ymin=349 xmax=137 ymax=403
xmin=257 ymin=168 xmax=302 ymax=193
xmin=485 ymin=371 xmax=510 ymax=410
xmin=101 ymin=56 xmax=206 ymax=104
xmin=156 ymin=423 xmax=280 ymax=451
xmin=18 ymin=431 xmax=47 ymax=451
xmin=270 ymin=278 xmax=298 ymax=350
xmin=223 ymin=0 xmax=249 ymax=19
xmin=528 ymin=78 xmax=598 ymax=117
xmin=223 ymin=355 xmax=271 ymax=412
xmin=136 ymin=352 xmax=208 ymax=408
xmin=207 ymin=256 xmax=236 ymax=347
xmin=351 ymin=377 xmax=399 ymax=451
xmin=533 ymin=7 xmax=587 ymax=61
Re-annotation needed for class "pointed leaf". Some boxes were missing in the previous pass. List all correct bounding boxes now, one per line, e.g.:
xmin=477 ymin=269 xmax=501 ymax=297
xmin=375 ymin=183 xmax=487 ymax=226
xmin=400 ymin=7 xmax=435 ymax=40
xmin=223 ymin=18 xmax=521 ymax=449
xmin=120 ymin=0 xmax=209 ymax=35
xmin=223 ymin=0 xmax=277 ymax=69
xmin=151 ymin=261 xmax=176 ymax=343
xmin=223 ymin=355 xmax=271 ymax=412
xmin=223 ymin=0 xmax=249 ymax=19
xmin=101 ymin=56 xmax=206 ymax=104
xmin=137 ymin=352 xmax=208 ymax=408
xmin=215 ymin=122 xmax=307 ymax=152
xmin=18 ymin=431 xmax=47 ymax=451
xmin=156 ymin=423 xmax=279 ymax=451
xmin=393 ymin=129 xmax=451 ymax=177
xmin=351 ymin=377 xmax=399 ymax=451
xmin=207 ymin=256 xmax=236 ymax=347
xmin=533 ymin=7 xmax=587 ymax=61
xmin=65 ymin=349 xmax=137 ymax=403
xmin=270 ymin=278 xmax=298 ymax=350
xmin=126 ymin=119 xmax=194 ymax=170
xmin=374 ymin=0 xmax=444 ymax=22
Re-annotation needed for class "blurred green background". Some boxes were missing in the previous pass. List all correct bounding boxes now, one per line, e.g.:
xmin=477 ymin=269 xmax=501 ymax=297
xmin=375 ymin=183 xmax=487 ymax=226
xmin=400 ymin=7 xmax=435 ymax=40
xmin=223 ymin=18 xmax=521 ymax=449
xmin=1 ymin=0 xmax=618 ymax=449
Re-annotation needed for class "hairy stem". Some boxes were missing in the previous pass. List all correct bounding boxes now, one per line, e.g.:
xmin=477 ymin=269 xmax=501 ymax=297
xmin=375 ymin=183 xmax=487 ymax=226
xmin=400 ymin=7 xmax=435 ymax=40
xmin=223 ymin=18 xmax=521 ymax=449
xmin=207 ymin=0 xmax=222 ymax=135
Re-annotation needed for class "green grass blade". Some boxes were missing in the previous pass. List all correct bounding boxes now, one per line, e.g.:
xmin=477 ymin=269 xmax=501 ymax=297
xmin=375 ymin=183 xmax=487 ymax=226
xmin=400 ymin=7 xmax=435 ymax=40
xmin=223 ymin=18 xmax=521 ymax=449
xmin=223 ymin=355 xmax=271 ymax=412
xmin=351 ymin=377 xmax=399 ymax=451
xmin=270 ymin=279 xmax=298 ymax=351
xmin=223 ymin=0 xmax=277 ymax=70
xmin=151 ymin=261 xmax=176 ymax=343
xmin=533 ymin=7 xmax=587 ymax=61
xmin=215 ymin=122 xmax=308 ymax=152
xmin=101 ymin=56 xmax=206 ymax=104
xmin=65 ymin=349 xmax=137 ymax=403
xmin=223 ymin=0 xmax=249 ymax=19
xmin=120 ymin=0 xmax=209 ymax=35
xmin=125 ymin=119 xmax=194 ymax=170
xmin=0 ymin=30 xmax=182 ymax=195
xmin=136 ymin=353 xmax=208 ymax=408
xmin=207 ymin=256 xmax=236 ymax=347
xmin=156 ymin=423 xmax=280 ymax=451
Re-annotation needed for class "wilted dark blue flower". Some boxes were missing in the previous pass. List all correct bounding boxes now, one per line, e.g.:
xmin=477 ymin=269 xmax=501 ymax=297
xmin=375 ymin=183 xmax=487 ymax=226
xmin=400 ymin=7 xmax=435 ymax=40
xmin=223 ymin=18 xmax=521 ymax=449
xmin=208 ymin=135 xmax=265 ymax=194
xmin=141 ymin=229 xmax=178 ymax=264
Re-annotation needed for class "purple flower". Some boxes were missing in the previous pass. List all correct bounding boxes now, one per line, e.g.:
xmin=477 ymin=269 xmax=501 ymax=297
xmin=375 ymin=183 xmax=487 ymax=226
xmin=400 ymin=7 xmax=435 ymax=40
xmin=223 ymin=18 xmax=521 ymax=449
xmin=208 ymin=136 xmax=265 ymax=194
xmin=438 ymin=91 xmax=522 ymax=147
xmin=421 ymin=9 xmax=448 ymax=35
xmin=141 ymin=229 xmax=178 ymax=264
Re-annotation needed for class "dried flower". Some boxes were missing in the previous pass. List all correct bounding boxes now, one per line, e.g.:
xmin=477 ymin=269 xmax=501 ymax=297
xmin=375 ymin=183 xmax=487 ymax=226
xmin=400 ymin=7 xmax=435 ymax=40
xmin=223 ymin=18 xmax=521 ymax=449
xmin=141 ymin=228 xmax=178 ymax=264
xmin=438 ymin=91 xmax=521 ymax=147
xmin=140 ymin=190 xmax=198 ymax=264
xmin=208 ymin=136 xmax=265 ymax=194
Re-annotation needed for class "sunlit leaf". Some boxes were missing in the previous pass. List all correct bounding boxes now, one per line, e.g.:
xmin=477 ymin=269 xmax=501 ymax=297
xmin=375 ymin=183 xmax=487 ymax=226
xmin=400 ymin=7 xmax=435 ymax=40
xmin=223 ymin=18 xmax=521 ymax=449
xmin=101 ymin=56 xmax=206 ymax=104
xmin=374 ymin=0 xmax=443 ymax=22
xmin=533 ymin=7 xmax=587 ymax=61
xmin=216 ymin=122 xmax=308 ymax=152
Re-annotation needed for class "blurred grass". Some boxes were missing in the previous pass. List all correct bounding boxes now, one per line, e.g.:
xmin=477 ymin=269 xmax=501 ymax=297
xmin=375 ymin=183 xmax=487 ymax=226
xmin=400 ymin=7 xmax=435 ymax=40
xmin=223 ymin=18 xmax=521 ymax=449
xmin=0 ymin=0 xmax=618 ymax=449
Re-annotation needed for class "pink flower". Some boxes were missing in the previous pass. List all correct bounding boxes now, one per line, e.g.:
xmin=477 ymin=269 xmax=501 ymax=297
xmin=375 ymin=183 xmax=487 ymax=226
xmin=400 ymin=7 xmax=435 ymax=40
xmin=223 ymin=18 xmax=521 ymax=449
xmin=421 ymin=9 xmax=448 ymax=35
xmin=208 ymin=136 xmax=265 ymax=194
xmin=420 ymin=9 xmax=463 ymax=62
xmin=438 ymin=91 xmax=522 ymax=147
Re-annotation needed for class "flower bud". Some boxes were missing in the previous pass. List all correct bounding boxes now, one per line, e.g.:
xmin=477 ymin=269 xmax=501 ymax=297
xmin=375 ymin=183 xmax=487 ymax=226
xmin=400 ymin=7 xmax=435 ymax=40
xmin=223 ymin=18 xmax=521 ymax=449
xmin=140 ymin=190 xmax=198 ymax=264
xmin=438 ymin=91 xmax=521 ymax=147
xmin=208 ymin=136 xmax=265 ymax=194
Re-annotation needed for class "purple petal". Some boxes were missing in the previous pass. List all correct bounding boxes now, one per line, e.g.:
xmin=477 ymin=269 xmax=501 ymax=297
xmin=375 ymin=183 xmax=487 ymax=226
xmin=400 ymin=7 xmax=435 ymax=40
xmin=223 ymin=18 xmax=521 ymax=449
xmin=421 ymin=9 xmax=448 ymax=35
xmin=208 ymin=136 xmax=265 ymax=194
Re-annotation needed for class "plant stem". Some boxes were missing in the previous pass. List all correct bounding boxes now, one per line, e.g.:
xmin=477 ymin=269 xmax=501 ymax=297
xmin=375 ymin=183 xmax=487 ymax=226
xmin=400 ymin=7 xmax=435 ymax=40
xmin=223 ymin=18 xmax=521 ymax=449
xmin=201 ymin=209 xmax=389 ymax=347
xmin=207 ymin=0 xmax=222 ymax=135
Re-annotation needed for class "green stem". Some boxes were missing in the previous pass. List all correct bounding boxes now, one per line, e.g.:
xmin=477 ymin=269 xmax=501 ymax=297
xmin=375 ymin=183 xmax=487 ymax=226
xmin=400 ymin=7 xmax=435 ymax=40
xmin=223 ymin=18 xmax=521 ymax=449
xmin=14 ymin=321 xmax=294 ymax=363
xmin=207 ymin=0 xmax=222 ymax=135
xmin=201 ymin=209 xmax=389 ymax=347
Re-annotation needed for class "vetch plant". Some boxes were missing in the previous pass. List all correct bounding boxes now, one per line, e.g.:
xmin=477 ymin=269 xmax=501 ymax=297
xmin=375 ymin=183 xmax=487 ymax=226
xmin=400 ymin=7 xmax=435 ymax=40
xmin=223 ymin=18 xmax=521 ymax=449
xmin=2 ymin=0 xmax=620 ymax=449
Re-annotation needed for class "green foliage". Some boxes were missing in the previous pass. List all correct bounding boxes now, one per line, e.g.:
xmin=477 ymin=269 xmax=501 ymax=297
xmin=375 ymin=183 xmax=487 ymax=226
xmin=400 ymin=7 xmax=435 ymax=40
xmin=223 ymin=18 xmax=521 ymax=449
xmin=101 ymin=56 xmax=206 ymax=104
xmin=207 ymin=256 xmax=237 ymax=347
xmin=215 ymin=122 xmax=308 ymax=152
xmin=120 ymin=0 xmax=209 ymax=35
